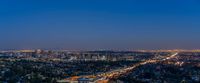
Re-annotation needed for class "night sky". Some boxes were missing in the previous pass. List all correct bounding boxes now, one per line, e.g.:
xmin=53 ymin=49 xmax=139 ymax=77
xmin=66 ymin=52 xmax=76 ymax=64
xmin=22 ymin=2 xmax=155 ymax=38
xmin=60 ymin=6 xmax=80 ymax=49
xmin=0 ymin=0 xmax=200 ymax=50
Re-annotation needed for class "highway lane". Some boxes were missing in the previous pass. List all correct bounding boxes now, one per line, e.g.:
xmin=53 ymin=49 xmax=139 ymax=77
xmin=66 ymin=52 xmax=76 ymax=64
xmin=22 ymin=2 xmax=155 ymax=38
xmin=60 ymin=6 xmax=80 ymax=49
xmin=96 ymin=52 xmax=179 ymax=79
xmin=58 ymin=52 xmax=179 ymax=83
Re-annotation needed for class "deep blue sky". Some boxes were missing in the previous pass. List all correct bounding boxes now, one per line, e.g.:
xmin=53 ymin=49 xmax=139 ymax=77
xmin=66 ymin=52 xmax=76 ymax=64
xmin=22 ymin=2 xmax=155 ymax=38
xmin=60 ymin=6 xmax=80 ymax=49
xmin=0 ymin=0 xmax=200 ymax=50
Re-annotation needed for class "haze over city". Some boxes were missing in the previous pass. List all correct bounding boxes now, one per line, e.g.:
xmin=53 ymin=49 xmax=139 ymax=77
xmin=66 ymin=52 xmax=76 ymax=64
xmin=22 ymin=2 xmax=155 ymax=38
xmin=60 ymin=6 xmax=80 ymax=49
xmin=1 ymin=0 xmax=200 ymax=50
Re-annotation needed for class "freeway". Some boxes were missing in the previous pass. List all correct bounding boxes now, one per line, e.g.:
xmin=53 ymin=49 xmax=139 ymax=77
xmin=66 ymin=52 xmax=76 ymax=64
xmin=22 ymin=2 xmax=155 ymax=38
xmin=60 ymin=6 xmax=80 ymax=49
xmin=96 ymin=52 xmax=179 ymax=80
xmin=58 ymin=52 xmax=179 ymax=83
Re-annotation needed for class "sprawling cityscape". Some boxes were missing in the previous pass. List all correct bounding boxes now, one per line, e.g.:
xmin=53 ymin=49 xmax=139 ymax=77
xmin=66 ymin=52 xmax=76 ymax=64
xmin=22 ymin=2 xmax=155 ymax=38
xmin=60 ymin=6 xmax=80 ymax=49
xmin=0 ymin=49 xmax=199 ymax=83
xmin=1 ymin=0 xmax=200 ymax=83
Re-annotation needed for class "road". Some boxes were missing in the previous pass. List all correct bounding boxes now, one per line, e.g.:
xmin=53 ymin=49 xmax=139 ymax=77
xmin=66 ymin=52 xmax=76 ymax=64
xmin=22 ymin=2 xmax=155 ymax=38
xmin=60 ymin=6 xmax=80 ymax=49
xmin=96 ymin=52 xmax=179 ymax=80
xmin=58 ymin=52 xmax=179 ymax=83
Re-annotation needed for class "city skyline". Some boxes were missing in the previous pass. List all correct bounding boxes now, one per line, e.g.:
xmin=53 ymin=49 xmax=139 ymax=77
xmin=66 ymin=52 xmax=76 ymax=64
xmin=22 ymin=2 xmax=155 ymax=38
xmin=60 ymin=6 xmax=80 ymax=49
xmin=1 ymin=0 xmax=200 ymax=50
